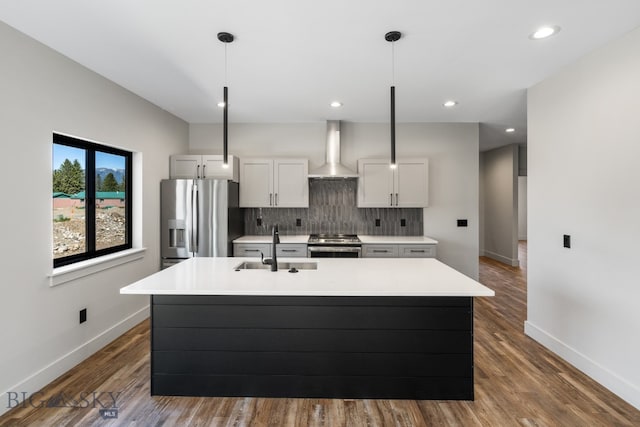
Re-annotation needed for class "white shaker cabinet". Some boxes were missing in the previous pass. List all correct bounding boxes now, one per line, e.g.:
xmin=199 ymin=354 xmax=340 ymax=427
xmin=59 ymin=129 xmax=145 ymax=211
xmin=239 ymin=158 xmax=308 ymax=208
xmin=170 ymin=154 xmax=239 ymax=181
xmin=357 ymin=158 xmax=428 ymax=208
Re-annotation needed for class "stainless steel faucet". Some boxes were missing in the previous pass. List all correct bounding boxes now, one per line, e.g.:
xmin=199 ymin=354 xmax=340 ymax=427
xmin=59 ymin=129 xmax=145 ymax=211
xmin=271 ymin=224 xmax=280 ymax=272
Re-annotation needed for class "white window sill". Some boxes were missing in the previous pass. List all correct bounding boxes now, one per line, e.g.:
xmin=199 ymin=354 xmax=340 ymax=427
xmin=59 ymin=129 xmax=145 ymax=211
xmin=49 ymin=247 xmax=147 ymax=287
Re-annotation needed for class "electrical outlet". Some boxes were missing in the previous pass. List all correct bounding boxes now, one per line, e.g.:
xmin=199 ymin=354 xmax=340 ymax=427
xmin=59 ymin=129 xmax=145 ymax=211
xmin=256 ymin=218 xmax=262 ymax=227
xmin=375 ymin=219 xmax=381 ymax=227
xmin=79 ymin=308 xmax=87 ymax=324
xmin=457 ymin=219 xmax=468 ymax=227
xmin=563 ymin=234 xmax=571 ymax=248
xmin=400 ymin=219 xmax=406 ymax=227
xmin=296 ymin=218 xmax=302 ymax=227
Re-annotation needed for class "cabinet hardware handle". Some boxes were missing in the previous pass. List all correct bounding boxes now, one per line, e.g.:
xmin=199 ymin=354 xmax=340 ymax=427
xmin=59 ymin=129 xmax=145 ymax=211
xmin=390 ymin=193 xmax=393 ymax=206
xmin=196 ymin=165 xmax=200 ymax=179
xmin=395 ymin=193 xmax=399 ymax=206
xmin=270 ymin=193 xmax=273 ymax=206
xmin=202 ymin=164 xmax=206 ymax=178
xmin=275 ymin=193 xmax=278 ymax=206
xmin=281 ymin=249 xmax=296 ymax=252
xmin=410 ymin=250 xmax=425 ymax=253
xmin=373 ymin=250 xmax=388 ymax=253
xmin=245 ymin=249 xmax=260 ymax=252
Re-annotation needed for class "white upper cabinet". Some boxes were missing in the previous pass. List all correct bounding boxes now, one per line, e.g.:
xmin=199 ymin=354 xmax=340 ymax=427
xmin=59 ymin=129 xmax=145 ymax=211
xmin=357 ymin=158 xmax=429 ymax=208
xmin=170 ymin=154 xmax=239 ymax=181
xmin=240 ymin=158 xmax=308 ymax=208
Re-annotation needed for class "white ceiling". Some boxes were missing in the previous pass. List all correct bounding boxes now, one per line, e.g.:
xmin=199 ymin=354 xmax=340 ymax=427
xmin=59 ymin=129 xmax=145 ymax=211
xmin=2 ymin=1 xmax=640 ymax=151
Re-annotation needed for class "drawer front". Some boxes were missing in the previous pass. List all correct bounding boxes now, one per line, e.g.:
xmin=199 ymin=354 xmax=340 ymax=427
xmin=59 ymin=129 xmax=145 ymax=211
xmin=276 ymin=244 xmax=307 ymax=258
xmin=233 ymin=243 xmax=271 ymax=257
xmin=398 ymin=244 xmax=436 ymax=258
xmin=362 ymin=244 xmax=399 ymax=258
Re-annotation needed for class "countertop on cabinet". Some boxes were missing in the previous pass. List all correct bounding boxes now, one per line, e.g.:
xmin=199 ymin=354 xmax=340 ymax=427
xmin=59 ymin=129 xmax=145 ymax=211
xmin=233 ymin=235 xmax=438 ymax=244
xmin=120 ymin=257 xmax=493 ymax=297
xmin=233 ymin=235 xmax=309 ymax=244
xmin=358 ymin=235 xmax=438 ymax=244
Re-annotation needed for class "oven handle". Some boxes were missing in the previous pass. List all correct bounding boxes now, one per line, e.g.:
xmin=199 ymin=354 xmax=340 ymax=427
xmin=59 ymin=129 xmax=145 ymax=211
xmin=307 ymin=246 xmax=362 ymax=255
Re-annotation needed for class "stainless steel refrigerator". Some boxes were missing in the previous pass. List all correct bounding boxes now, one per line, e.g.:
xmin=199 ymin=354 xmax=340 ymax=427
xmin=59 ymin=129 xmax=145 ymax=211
xmin=161 ymin=179 xmax=243 ymax=268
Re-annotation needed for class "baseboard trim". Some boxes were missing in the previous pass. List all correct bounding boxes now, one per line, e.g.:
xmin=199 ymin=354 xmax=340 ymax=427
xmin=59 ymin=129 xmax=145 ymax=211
xmin=525 ymin=320 xmax=640 ymax=410
xmin=0 ymin=305 xmax=149 ymax=417
xmin=484 ymin=250 xmax=520 ymax=267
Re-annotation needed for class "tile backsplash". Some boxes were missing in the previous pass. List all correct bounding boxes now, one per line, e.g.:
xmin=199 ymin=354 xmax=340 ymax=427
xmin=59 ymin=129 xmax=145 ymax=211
xmin=244 ymin=179 xmax=423 ymax=236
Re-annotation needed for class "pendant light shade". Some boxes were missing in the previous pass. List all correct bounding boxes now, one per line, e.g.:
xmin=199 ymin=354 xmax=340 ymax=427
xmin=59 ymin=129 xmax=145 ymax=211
xmin=217 ymin=31 xmax=234 ymax=167
xmin=385 ymin=31 xmax=401 ymax=169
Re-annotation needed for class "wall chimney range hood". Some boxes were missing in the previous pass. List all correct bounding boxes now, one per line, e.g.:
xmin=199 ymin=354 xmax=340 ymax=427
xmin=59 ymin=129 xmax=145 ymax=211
xmin=308 ymin=121 xmax=358 ymax=179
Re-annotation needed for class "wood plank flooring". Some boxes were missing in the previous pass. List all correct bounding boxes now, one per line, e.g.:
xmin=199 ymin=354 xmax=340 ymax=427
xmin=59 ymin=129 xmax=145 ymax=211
xmin=2 ymin=243 xmax=639 ymax=426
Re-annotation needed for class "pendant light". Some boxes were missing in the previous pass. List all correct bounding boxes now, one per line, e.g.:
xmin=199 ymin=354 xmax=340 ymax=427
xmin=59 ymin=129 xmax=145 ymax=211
xmin=217 ymin=31 xmax=234 ymax=168
xmin=385 ymin=31 xmax=401 ymax=169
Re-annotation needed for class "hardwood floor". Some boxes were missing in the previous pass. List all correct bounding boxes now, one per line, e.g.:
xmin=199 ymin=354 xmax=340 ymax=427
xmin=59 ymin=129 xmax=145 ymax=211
xmin=2 ymin=243 xmax=639 ymax=426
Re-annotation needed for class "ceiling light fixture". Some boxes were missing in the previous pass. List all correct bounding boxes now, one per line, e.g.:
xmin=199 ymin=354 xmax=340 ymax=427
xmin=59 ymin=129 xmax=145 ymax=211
xmin=505 ymin=128 xmax=515 ymax=133
xmin=217 ymin=31 xmax=234 ymax=168
xmin=530 ymin=25 xmax=560 ymax=40
xmin=330 ymin=101 xmax=343 ymax=108
xmin=386 ymin=30 xmax=402 ymax=170
xmin=443 ymin=100 xmax=457 ymax=108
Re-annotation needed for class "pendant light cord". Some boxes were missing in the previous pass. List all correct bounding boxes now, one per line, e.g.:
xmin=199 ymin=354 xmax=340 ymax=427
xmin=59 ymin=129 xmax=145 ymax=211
xmin=224 ymin=42 xmax=228 ymax=86
xmin=391 ymin=40 xmax=395 ymax=86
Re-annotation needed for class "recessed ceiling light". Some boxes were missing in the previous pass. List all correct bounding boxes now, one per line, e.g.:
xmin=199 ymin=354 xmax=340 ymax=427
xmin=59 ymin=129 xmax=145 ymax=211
xmin=443 ymin=100 xmax=457 ymax=108
xmin=530 ymin=25 xmax=561 ymax=40
xmin=217 ymin=101 xmax=226 ymax=108
xmin=330 ymin=101 xmax=343 ymax=108
xmin=505 ymin=128 xmax=515 ymax=133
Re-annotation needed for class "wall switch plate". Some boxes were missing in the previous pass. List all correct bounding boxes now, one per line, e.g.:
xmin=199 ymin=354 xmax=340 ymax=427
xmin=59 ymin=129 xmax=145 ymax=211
xmin=457 ymin=219 xmax=468 ymax=227
xmin=400 ymin=219 xmax=406 ymax=227
xmin=256 ymin=218 xmax=262 ymax=226
xmin=79 ymin=308 xmax=87 ymax=324
xmin=375 ymin=219 xmax=381 ymax=227
xmin=296 ymin=218 xmax=302 ymax=227
xmin=564 ymin=234 xmax=571 ymax=248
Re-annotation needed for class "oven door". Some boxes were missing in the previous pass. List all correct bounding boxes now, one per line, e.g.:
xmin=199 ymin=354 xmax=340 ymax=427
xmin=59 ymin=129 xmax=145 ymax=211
xmin=307 ymin=246 xmax=361 ymax=258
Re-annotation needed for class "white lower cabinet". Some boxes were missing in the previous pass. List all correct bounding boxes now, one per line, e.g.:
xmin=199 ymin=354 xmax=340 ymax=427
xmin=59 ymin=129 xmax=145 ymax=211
xmin=276 ymin=244 xmax=308 ymax=258
xmin=233 ymin=243 xmax=308 ymax=258
xmin=362 ymin=244 xmax=436 ymax=258
xmin=233 ymin=243 xmax=271 ymax=257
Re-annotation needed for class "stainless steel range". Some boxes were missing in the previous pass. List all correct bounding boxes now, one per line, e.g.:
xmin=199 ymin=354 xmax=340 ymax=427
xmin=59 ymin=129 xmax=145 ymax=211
xmin=307 ymin=234 xmax=362 ymax=258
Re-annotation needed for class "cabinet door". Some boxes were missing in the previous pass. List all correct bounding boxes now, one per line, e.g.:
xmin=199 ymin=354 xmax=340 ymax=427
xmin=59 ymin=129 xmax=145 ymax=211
xmin=201 ymin=155 xmax=239 ymax=181
xmin=233 ymin=243 xmax=271 ymax=257
xmin=362 ymin=244 xmax=399 ymax=258
xmin=357 ymin=159 xmax=395 ymax=207
xmin=395 ymin=159 xmax=429 ymax=207
xmin=170 ymin=155 xmax=201 ymax=179
xmin=239 ymin=159 xmax=274 ymax=207
xmin=398 ymin=244 xmax=436 ymax=258
xmin=276 ymin=244 xmax=308 ymax=257
xmin=274 ymin=159 xmax=309 ymax=207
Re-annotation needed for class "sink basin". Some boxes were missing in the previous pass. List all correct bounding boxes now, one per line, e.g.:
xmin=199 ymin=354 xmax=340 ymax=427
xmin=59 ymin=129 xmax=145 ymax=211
xmin=233 ymin=261 xmax=318 ymax=271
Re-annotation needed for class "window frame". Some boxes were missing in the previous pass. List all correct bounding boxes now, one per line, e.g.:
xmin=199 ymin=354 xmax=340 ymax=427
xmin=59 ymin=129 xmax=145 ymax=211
xmin=53 ymin=133 xmax=132 ymax=268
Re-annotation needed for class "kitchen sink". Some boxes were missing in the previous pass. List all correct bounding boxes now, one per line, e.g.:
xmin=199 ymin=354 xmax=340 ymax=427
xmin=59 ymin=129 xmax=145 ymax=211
xmin=233 ymin=261 xmax=318 ymax=271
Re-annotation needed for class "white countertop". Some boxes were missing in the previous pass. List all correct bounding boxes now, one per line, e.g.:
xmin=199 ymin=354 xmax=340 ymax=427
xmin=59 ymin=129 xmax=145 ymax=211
xmin=120 ymin=257 xmax=493 ymax=297
xmin=234 ymin=235 xmax=310 ymax=244
xmin=233 ymin=235 xmax=438 ymax=244
xmin=358 ymin=235 xmax=438 ymax=244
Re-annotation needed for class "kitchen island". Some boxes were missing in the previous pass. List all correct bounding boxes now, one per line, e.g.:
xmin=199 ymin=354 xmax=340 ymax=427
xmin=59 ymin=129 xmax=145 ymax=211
xmin=120 ymin=257 xmax=493 ymax=400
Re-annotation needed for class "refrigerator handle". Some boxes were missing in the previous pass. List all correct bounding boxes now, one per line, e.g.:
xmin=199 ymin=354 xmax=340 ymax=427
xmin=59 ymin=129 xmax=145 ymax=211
xmin=194 ymin=187 xmax=200 ymax=252
xmin=189 ymin=185 xmax=196 ymax=255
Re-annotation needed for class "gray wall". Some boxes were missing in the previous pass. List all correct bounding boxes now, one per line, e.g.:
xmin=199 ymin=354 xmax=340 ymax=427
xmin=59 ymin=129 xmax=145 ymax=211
xmin=480 ymin=144 xmax=519 ymax=266
xmin=0 ymin=21 xmax=188 ymax=415
xmin=527 ymin=25 xmax=640 ymax=409
xmin=191 ymin=122 xmax=480 ymax=279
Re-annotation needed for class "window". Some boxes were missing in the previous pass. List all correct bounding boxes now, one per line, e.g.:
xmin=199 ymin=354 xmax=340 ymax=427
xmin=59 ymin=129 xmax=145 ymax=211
xmin=52 ymin=133 xmax=132 ymax=267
